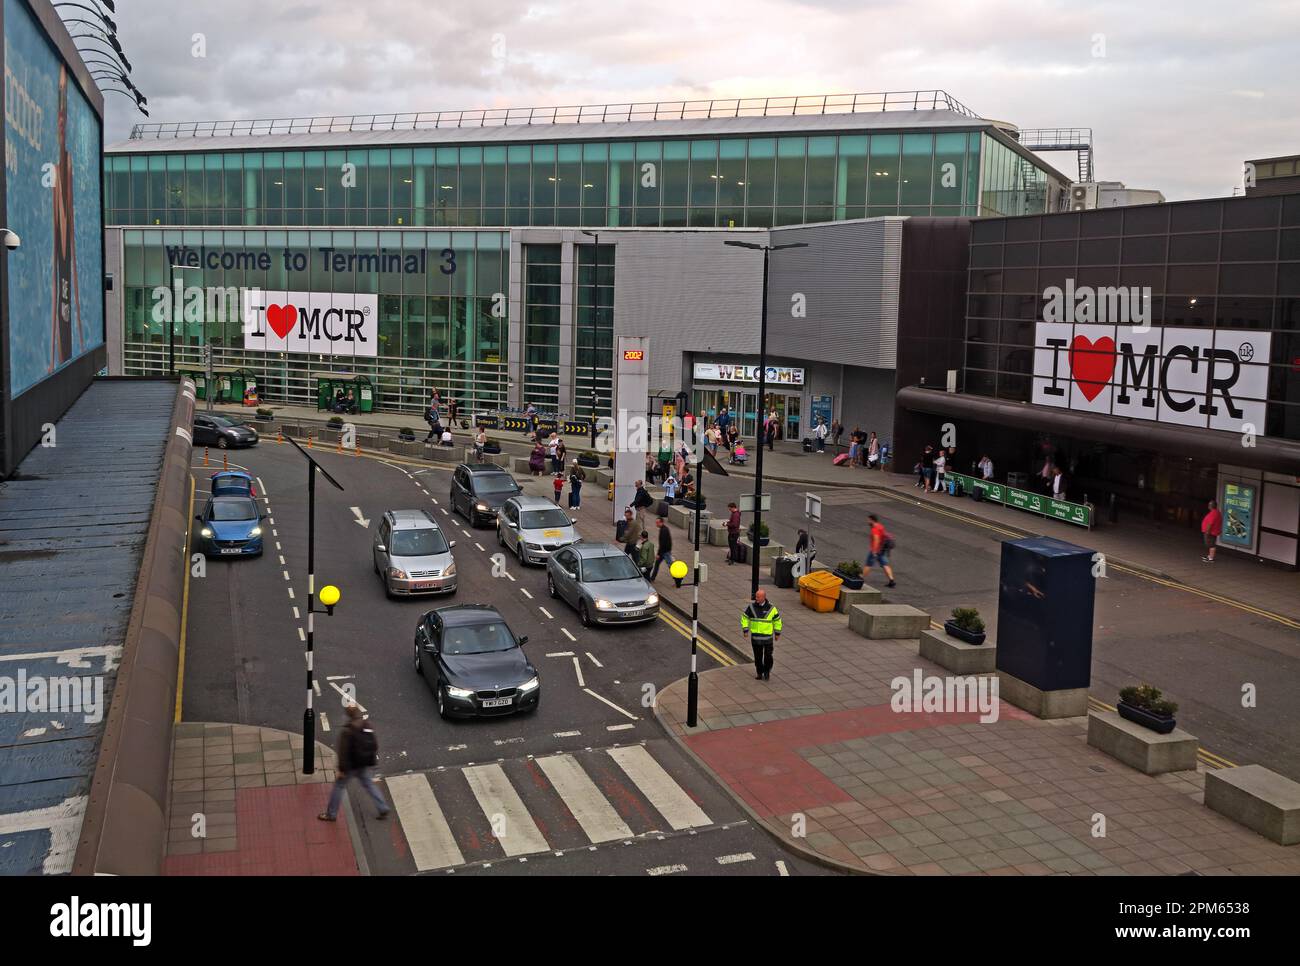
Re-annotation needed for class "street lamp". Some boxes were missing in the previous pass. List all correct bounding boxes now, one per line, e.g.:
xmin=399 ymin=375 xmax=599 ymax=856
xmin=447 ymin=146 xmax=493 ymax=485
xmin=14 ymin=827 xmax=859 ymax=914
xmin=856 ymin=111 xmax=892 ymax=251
xmin=285 ymin=436 xmax=345 ymax=774
xmin=723 ymin=240 xmax=807 ymax=598
xmin=685 ymin=444 xmax=727 ymax=728
xmin=580 ymin=230 xmax=604 ymax=444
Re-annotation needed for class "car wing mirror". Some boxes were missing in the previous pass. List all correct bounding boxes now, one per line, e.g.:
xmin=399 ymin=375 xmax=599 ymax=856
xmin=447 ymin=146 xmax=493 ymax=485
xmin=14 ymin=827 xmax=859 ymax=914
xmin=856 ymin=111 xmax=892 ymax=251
xmin=518 ymin=635 xmax=529 ymax=646
xmin=375 ymin=544 xmax=386 ymax=553
xmin=194 ymin=514 xmax=202 ymax=522
xmin=449 ymin=540 xmax=456 ymax=548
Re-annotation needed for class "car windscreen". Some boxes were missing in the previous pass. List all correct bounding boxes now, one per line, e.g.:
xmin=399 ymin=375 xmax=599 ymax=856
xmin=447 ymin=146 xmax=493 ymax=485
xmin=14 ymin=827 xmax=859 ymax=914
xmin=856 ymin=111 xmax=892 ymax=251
xmin=208 ymin=415 xmax=237 ymax=428
xmin=442 ymin=622 xmax=516 ymax=655
xmin=210 ymin=500 xmax=257 ymax=521
xmin=581 ymin=554 xmax=641 ymax=582
xmin=389 ymin=528 xmax=449 ymax=556
xmin=520 ymin=508 xmax=571 ymax=529
xmin=473 ymin=475 xmax=520 ymax=496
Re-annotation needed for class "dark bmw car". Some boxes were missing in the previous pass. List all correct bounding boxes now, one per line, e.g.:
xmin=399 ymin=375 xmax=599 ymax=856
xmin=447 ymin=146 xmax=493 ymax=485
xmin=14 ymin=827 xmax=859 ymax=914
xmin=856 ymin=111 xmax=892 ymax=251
xmin=193 ymin=413 xmax=259 ymax=449
xmin=413 ymin=605 xmax=540 ymax=719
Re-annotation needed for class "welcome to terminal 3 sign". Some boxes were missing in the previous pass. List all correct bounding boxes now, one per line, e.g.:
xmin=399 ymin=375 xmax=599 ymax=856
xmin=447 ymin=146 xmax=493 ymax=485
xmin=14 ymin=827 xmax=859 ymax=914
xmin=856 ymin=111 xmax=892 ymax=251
xmin=1032 ymin=323 xmax=1271 ymax=436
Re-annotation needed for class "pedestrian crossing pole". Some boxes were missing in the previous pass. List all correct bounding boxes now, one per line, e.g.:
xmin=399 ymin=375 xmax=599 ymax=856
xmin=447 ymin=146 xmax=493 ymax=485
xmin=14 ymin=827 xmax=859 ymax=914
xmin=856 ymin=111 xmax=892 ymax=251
xmin=686 ymin=463 xmax=702 ymax=728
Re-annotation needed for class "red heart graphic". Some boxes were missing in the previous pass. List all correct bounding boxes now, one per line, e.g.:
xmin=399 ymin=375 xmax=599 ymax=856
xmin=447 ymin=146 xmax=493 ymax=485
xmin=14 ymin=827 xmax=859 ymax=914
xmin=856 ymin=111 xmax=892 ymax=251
xmin=1068 ymin=335 xmax=1116 ymax=402
xmin=266 ymin=303 xmax=297 ymax=340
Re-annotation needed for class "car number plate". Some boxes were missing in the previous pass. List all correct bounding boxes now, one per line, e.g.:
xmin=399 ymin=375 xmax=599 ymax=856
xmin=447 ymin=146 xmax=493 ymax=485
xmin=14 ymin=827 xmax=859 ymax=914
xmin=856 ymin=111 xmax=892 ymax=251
xmin=623 ymin=609 xmax=644 ymax=618
xmin=413 ymin=581 xmax=435 ymax=590
xmin=219 ymin=547 xmax=243 ymax=555
xmin=481 ymin=697 xmax=512 ymax=708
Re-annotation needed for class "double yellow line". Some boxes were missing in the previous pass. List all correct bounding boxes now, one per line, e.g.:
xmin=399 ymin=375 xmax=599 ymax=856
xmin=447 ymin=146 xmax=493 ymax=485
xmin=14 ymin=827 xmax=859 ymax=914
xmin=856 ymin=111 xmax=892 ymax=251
xmin=657 ymin=609 xmax=737 ymax=668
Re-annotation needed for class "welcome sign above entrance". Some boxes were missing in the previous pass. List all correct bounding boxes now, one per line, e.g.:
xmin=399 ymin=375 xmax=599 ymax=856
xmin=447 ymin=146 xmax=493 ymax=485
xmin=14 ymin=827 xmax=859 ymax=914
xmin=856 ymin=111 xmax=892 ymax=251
xmin=1032 ymin=323 xmax=1270 ymax=436
xmin=694 ymin=363 xmax=805 ymax=385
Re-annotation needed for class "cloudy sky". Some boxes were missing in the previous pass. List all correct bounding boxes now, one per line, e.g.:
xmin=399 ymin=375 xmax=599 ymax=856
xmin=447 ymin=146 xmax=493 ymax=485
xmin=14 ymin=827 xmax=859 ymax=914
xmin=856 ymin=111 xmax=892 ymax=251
xmin=93 ymin=0 xmax=1298 ymax=200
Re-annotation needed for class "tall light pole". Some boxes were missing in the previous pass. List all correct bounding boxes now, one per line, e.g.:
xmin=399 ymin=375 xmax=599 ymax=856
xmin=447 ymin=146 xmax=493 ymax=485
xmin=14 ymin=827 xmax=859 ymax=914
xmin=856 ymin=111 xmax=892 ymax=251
xmin=723 ymin=240 xmax=807 ymax=598
xmin=286 ymin=436 xmax=344 ymax=774
xmin=686 ymin=445 xmax=727 ymax=728
xmin=580 ymin=230 xmax=602 ymax=444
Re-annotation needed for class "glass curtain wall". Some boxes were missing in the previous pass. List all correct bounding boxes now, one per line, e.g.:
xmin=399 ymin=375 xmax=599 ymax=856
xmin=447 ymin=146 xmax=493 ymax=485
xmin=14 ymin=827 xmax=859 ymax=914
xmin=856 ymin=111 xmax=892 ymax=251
xmin=575 ymin=243 xmax=615 ymax=419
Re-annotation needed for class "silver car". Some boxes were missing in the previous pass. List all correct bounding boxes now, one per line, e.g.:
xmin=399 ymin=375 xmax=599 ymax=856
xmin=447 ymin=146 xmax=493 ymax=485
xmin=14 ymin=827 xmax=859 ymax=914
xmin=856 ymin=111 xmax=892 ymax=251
xmin=374 ymin=509 xmax=457 ymax=598
xmin=546 ymin=542 xmax=660 ymax=627
xmin=497 ymin=496 xmax=578 ymax=565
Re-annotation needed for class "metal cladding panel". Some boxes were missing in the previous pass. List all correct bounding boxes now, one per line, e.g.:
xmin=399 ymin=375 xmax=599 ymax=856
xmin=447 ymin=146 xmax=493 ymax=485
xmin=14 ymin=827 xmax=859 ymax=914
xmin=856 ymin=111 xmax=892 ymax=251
xmin=610 ymin=230 xmax=768 ymax=398
xmin=766 ymin=219 xmax=904 ymax=370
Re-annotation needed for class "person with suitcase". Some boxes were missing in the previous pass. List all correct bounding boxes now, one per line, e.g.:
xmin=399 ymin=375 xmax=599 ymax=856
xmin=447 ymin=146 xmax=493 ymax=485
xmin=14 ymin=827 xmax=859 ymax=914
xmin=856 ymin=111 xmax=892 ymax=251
xmin=319 ymin=704 xmax=390 ymax=822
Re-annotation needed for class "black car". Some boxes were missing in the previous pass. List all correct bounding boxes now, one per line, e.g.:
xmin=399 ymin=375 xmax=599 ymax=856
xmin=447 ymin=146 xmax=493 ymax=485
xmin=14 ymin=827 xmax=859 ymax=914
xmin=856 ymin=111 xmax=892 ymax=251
xmin=449 ymin=463 xmax=521 ymax=527
xmin=413 ymin=605 xmax=539 ymax=719
xmin=193 ymin=413 xmax=259 ymax=449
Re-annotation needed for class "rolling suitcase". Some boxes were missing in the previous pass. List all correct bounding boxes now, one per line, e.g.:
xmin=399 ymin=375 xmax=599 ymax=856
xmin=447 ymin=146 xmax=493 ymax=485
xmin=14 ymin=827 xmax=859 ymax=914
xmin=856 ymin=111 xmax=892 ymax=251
xmin=832 ymin=453 xmax=851 ymax=466
xmin=801 ymin=437 xmax=814 ymax=453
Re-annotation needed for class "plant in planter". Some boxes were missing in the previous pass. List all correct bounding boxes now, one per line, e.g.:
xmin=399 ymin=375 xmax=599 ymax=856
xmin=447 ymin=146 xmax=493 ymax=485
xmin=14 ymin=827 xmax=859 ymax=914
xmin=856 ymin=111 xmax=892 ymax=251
xmin=255 ymin=407 xmax=274 ymax=421
xmin=833 ymin=559 xmax=865 ymax=590
xmin=397 ymin=427 xmax=417 ymax=442
xmin=747 ymin=521 xmax=771 ymax=546
xmin=327 ymin=415 xmax=344 ymax=427
xmin=1117 ymin=684 xmax=1179 ymax=734
xmin=944 ymin=607 xmax=987 ymax=645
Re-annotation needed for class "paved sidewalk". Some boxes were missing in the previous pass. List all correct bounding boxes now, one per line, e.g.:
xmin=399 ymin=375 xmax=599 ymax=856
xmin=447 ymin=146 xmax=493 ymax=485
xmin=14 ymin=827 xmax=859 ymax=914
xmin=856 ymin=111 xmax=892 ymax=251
xmin=555 ymin=492 xmax=1300 ymax=876
xmin=161 ymin=722 xmax=362 ymax=876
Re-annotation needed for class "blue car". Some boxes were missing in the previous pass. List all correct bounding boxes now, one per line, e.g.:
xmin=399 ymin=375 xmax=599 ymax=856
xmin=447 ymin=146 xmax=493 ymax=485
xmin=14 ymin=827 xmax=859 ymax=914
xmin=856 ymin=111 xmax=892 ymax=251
xmin=195 ymin=496 xmax=265 ymax=557
xmin=210 ymin=470 xmax=256 ymax=498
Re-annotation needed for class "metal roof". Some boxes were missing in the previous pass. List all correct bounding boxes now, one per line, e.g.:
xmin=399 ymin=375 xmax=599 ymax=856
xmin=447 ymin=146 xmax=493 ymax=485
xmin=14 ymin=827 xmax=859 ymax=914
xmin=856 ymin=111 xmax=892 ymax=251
xmin=0 ymin=380 xmax=176 ymax=875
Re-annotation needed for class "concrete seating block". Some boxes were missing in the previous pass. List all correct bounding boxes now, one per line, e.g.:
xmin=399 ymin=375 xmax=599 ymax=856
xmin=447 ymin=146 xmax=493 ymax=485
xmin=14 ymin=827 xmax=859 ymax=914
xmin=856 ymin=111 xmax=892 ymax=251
xmin=706 ymin=519 xmax=730 ymax=546
xmin=836 ymin=585 xmax=883 ymax=613
xmin=386 ymin=439 xmax=424 ymax=457
xmin=738 ymin=536 xmax=783 ymax=565
xmin=427 ymin=445 xmax=459 ymax=462
xmin=593 ymin=467 xmax=614 ymax=487
xmin=1086 ymin=711 xmax=1199 ymax=775
xmin=918 ymin=628 xmax=996 ymax=674
xmin=1204 ymin=764 xmax=1300 ymax=845
xmin=848 ymin=604 xmax=929 ymax=639
xmin=511 ymin=455 xmax=533 ymax=475
xmin=811 ymin=561 xmax=832 ymax=573
xmin=997 ymin=671 xmax=1088 ymax=719
xmin=667 ymin=503 xmax=710 ymax=532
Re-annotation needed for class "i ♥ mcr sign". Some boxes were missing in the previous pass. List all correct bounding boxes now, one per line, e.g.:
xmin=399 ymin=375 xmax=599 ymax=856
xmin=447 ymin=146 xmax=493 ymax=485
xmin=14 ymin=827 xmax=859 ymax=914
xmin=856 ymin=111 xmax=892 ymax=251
xmin=1032 ymin=323 xmax=1271 ymax=435
xmin=243 ymin=291 xmax=379 ymax=358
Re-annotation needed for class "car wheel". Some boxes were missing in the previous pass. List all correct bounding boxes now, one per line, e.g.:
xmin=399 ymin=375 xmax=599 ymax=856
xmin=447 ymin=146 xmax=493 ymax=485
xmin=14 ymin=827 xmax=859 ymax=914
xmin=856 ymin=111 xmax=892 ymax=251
xmin=579 ymin=600 xmax=592 ymax=627
xmin=547 ymin=573 xmax=558 ymax=599
xmin=436 ymin=686 xmax=449 ymax=719
xmin=384 ymin=576 xmax=395 ymax=599
xmin=413 ymin=642 xmax=423 ymax=676
xmin=496 ymin=526 xmax=504 ymax=547
xmin=217 ymin=437 xmax=229 ymax=450
xmin=515 ymin=536 xmax=525 ymax=564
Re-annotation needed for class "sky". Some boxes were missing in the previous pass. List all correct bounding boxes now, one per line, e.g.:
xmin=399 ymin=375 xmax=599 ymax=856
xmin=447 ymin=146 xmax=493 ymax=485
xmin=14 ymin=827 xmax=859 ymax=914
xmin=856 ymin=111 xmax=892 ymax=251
xmin=89 ymin=0 xmax=1300 ymax=200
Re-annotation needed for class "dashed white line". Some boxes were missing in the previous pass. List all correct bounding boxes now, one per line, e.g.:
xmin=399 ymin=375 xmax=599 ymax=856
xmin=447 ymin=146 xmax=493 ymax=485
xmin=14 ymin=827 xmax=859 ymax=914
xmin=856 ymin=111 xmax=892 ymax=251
xmin=520 ymin=588 xmax=533 ymax=600
xmin=561 ymin=628 xmax=576 ymax=642
xmin=312 ymin=680 xmax=321 ymax=697
xmin=298 ymin=628 xmax=306 ymax=642
xmin=585 ymin=651 xmax=603 ymax=668
xmin=257 ymin=476 xmax=267 ymax=494
xmin=545 ymin=651 xmax=575 ymax=658
xmin=272 ymin=529 xmax=278 ymax=537
xmin=328 ymin=681 xmax=367 ymax=713
xmin=326 ymin=675 xmax=354 ymax=681
xmin=268 ymin=517 xmax=275 ymax=525
xmin=447 ymin=744 xmax=468 ymax=751
xmin=504 ymin=572 xmax=516 ymax=582
xmin=572 ymin=657 xmax=585 ymax=688
xmin=287 ymin=588 xmax=295 ymax=599
xmin=440 ymin=508 xmax=449 ymax=516
xmin=279 ymin=555 xmax=286 ymax=566
xmin=474 ymin=543 xmax=486 ymax=552
xmin=492 ymin=737 xmax=525 ymax=746
xmin=647 ymin=864 xmax=688 ymax=876
xmin=716 ymin=852 xmax=756 ymax=865
xmin=776 ymin=860 xmax=790 ymax=876
xmin=606 ymin=723 xmax=635 ymax=732
xmin=293 ymin=606 xmax=300 ymax=619
xmin=282 ymin=570 xmax=291 ymax=581
xmin=319 ymin=713 xmax=330 ymax=733
xmin=539 ymin=607 xmax=554 ymax=619
xmin=553 ymin=731 xmax=581 ymax=738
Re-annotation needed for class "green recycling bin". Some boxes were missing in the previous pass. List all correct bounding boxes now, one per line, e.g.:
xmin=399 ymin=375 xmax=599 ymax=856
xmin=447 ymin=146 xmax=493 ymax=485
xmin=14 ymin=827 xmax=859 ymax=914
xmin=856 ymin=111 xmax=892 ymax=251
xmin=354 ymin=375 xmax=374 ymax=413
xmin=182 ymin=369 xmax=208 ymax=401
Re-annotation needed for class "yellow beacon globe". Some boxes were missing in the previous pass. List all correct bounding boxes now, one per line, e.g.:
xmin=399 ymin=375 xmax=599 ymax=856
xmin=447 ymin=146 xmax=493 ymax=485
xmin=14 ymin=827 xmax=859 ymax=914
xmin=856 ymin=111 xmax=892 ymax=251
xmin=669 ymin=560 xmax=689 ymax=581
xmin=319 ymin=585 xmax=341 ymax=608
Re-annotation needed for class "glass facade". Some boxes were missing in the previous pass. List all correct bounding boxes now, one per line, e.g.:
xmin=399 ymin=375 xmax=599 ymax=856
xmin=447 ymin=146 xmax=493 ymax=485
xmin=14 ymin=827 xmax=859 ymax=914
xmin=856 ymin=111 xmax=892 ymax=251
xmin=102 ymin=130 xmax=1050 ymax=229
xmin=120 ymin=228 xmax=509 ymax=412
xmin=965 ymin=194 xmax=1300 ymax=442
xmin=575 ymin=243 xmax=615 ymax=419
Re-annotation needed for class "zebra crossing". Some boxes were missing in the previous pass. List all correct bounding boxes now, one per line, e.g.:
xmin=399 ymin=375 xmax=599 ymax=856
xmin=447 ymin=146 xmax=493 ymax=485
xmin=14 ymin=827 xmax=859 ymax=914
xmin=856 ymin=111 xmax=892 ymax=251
xmin=375 ymin=743 xmax=718 ymax=873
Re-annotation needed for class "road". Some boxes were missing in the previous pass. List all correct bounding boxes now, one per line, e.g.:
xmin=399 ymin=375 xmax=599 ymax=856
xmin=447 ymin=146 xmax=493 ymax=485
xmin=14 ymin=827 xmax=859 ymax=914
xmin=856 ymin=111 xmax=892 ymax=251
xmin=695 ymin=466 xmax=1300 ymax=780
xmin=181 ymin=442 xmax=834 ymax=877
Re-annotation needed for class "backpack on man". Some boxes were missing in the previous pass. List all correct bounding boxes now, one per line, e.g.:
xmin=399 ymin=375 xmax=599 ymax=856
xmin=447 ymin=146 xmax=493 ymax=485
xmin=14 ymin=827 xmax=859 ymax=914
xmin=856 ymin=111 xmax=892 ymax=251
xmin=350 ymin=723 xmax=379 ymax=769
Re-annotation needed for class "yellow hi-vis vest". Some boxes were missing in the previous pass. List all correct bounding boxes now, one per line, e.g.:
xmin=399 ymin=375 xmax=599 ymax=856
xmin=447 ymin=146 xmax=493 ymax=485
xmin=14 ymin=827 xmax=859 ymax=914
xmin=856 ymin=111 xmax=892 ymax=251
xmin=741 ymin=601 xmax=781 ymax=640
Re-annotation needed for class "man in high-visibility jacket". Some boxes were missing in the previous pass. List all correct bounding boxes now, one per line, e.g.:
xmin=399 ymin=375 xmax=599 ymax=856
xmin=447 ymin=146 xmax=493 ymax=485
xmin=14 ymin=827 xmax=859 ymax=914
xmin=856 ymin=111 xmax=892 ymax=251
xmin=740 ymin=589 xmax=782 ymax=681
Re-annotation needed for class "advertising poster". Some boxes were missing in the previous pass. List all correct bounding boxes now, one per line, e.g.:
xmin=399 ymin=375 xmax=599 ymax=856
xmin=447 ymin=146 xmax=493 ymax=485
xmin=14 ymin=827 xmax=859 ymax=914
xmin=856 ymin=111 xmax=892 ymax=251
xmin=4 ymin=0 xmax=104 ymax=397
xmin=1219 ymin=481 xmax=1256 ymax=550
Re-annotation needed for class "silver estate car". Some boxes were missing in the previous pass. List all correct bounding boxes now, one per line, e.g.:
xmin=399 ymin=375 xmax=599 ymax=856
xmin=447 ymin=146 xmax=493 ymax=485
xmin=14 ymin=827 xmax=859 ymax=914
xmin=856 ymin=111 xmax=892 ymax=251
xmin=496 ymin=496 xmax=578 ymax=565
xmin=546 ymin=542 xmax=660 ymax=627
xmin=374 ymin=509 xmax=457 ymax=598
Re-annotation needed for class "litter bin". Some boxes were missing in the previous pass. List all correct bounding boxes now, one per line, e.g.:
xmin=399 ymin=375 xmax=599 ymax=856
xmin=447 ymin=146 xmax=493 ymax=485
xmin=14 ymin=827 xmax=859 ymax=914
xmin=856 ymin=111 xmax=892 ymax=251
xmin=773 ymin=555 xmax=797 ymax=589
xmin=798 ymin=570 xmax=843 ymax=612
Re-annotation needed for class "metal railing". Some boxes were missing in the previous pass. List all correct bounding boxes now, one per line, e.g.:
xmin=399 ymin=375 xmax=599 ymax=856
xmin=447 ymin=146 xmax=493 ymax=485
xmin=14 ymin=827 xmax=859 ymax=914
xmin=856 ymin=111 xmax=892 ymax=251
xmin=1011 ymin=127 xmax=1095 ymax=183
xmin=127 ymin=90 xmax=981 ymax=140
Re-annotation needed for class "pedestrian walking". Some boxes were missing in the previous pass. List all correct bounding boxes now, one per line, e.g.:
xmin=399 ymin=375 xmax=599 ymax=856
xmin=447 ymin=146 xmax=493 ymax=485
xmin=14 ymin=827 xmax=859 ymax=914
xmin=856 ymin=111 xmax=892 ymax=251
xmin=648 ymin=517 xmax=673 ymax=581
xmin=864 ymin=513 xmax=897 ymax=588
xmin=663 ymin=474 xmax=678 ymax=505
xmin=631 ymin=479 xmax=654 ymax=531
xmin=726 ymin=501 xmax=742 ymax=565
xmin=423 ymin=400 xmax=440 ymax=441
xmin=1201 ymin=499 xmax=1223 ymax=562
xmin=318 ymin=704 xmax=390 ymax=823
xmin=616 ymin=507 xmax=635 ymax=545
xmin=636 ymin=531 xmax=654 ymax=577
xmin=568 ymin=460 xmax=585 ymax=511
xmin=740 ymin=589 xmax=781 ymax=681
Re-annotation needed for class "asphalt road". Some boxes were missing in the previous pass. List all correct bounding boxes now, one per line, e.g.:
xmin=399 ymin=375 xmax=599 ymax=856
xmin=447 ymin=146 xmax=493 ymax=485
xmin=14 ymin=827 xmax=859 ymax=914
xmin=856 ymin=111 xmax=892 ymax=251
xmin=182 ymin=442 xmax=834 ymax=877
xmin=696 ymin=465 xmax=1300 ymax=780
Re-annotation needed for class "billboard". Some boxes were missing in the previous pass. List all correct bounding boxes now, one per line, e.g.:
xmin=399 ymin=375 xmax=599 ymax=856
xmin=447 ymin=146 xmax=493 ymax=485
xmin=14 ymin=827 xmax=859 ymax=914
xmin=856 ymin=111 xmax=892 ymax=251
xmin=242 ymin=290 xmax=379 ymax=358
xmin=4 ymin=0 xmax=104 ymax=397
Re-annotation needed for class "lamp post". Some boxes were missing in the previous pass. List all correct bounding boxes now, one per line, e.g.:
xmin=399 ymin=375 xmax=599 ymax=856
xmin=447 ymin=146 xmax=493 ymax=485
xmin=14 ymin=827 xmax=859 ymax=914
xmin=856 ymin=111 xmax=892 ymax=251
xmin=580 ymin=230 xmax=603 ymax=445
xmin=723 ymin=240 xmax=807 ymax=598
xmin=285 ymin=436 xmax=344 ymax=774
xmin=685 ymin=442 xmax=727 ymax=728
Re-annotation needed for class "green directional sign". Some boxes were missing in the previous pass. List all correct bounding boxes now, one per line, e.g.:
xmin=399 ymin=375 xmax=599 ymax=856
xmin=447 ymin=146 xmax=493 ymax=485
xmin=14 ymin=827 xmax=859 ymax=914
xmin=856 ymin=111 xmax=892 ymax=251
xmin=948 ymin=472 xmax=1092 ymax=528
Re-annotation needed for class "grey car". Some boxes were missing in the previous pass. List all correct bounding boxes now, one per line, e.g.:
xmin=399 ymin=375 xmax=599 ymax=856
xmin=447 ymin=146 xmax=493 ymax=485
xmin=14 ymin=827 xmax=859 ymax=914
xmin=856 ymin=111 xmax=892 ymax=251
xmin=546 ymin=542 xmax=660 ymax=627
xmin=374 ymin=509 xmax=457 ymax=598
xmin=497 ymin=496 xmax=578 ymax=565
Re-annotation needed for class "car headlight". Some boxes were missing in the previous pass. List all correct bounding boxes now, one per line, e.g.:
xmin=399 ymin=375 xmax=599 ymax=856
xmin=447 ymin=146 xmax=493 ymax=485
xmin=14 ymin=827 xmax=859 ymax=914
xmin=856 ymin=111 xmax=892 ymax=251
xmin=526 ymin=542 xmax=543 ymax=550
xmin=475 ymin=502 xmax=489 ymax=512
xmin=443 ymin=562 xmax=456 ymax=576
xmin=594 ymin=598 xmax=615 ymax=610
xmin=646 ymin=593 xmax=659 ymax=606
xmin=388 ymin=568 xmax=408 ymax=580
xmin=518 ymin=676 xmax=540 ymax=693
xmin=250 ymin=527 xmax=262 ymax=537
xmin=446 ymin=685 xmax=475 ymax=699
xmin=200 ymin=527 xmax=212 ymax=537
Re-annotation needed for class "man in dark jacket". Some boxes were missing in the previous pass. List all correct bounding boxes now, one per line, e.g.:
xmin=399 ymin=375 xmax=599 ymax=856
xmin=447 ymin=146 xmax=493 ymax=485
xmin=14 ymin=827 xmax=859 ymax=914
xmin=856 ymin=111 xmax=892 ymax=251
xmin=726 ymin=502 xmax=742 ymax=565
xmin=615 ymin=507 xmax=635 ymax=545
xmin=631 ymin=480 xmax=654 ymax=531
xmin=648 ymin=517 xmax=673 ymax=581
xmin=318 ymin=704 xmax=390 ymax=822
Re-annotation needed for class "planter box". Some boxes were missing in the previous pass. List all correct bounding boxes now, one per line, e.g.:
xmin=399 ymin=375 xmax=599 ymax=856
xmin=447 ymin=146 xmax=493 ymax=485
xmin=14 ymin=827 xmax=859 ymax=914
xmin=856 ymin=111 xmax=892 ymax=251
xmin=832 ymin=570 xmax=864 ymax=590
xmin=1116 ymin=700 xmax=1177 ymax=734
xmin=996 ymin=670 xmax=1088 ymax=719
xmin=737 ymin=536 xmax=783 ymax=565
xmin=848 ymin=604 xmax=929 ymax=640
xmin=919 ymin=628 xmax=996 ymax=674
xmin=943 ymin=621 xmax=987 ymax=646
xmin=426 ymin=445 xmax=459 ymax=463
xmin=387 ymin=439 xmax=425 ymax=457
xmin=1204 ymin=764 xmax=1300 ymax=846
xmin=836 ymin=585 xmax=883 ymax=614
xmin=1086 ymin=710 xmax=1198 ymax=775
xmin=576 ymin=455 xmax=600 ymax=468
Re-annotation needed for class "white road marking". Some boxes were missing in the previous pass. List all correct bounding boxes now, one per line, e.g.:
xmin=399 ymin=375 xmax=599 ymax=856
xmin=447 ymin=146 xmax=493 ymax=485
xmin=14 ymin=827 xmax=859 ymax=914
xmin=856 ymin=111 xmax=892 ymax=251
xmin=319 ymin=712 xmax=330 ymax=733
xmin=293 ymin=606 xmax=300 ymax=619
xmin=584 ymin=689 xmax=638 ymax=721
xmin=776 ymin=860 xmax=790 ymax=876
xmin=386 ymin=773 xmax=465 ymax=872
xmin=257 ymin=476 xmax=266 ymax=495
xmin=279 ymin=555 xmax=286 ymax=566
xmin=561 ymin=628 xmax=576 ymax=642
xmin=493 ymin=737 xmax=524 ymax=746
xmin=272 ymin=529 xmax=278 ymax=537
xmin=283 ymin=570 xmax=291 ymax=581
xmin=463 ymin=764 xmax=550 ymax=856
xmin=716 ymin=852 xmax=756 ymax=865
xmin=505 ymin=571 xmax=516 ymax=582
xmin=440 ymin=508 xmax=449 ymax=515
xmin=606 ymin=723 xmax=635 ymax=732
xmin=275 ymin=542 xmax=282 ymax=551
xmin=607 ymin=745 xmax=711 ymax=830
xmin=328 ymin=681 xmax=367 ymax=713
xmin=536 ymin=754 xmax=632 ymax=844
xmin=572 ymin=657 xmax=585 ymax=688
xmin=287 ymin=587 xmax=295 ymax=599
xmin=313 ymin=680 xmax=321 ymax=697
xmin=0 ymin=795 xmax=85 ymax=874
xmin=447 ymin=744 xmax=467 ymax=751
xmin=268 ymin=517 xmax=275 ymax=525
xmin=585 ymin=651 xmax=603 ymax=668
xmin=553 ymin=730 xmax=581 ymax=738
xmin=475 ymin=543 xmax=486 ymax=552
xmin=431 ymin=497 xmax=439 ymax=505
xmin=326 ymin=674 xmax=354 ymax=681
xmin=545 ymin=651 xmax=574 ymax=658
xmin=298 ymin=628 xmax=306 ymax=642
xmin=539 ymin=607 xmax=554 ymax=619
xmin=647 ymin=864 xmax=688 ymax=876
xmin=520 ymin=588 xmax=533 ymax=599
